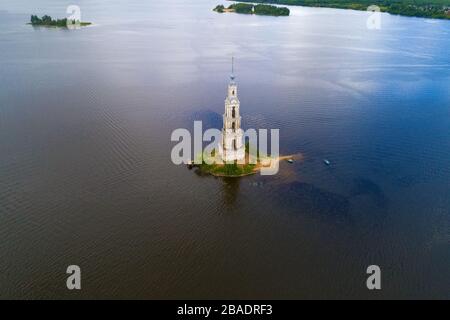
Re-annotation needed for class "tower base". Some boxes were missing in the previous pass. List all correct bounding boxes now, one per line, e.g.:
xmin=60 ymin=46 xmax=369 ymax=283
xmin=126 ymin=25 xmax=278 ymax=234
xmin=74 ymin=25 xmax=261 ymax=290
xmin=219 ymin=130 xmax=245 ymax=162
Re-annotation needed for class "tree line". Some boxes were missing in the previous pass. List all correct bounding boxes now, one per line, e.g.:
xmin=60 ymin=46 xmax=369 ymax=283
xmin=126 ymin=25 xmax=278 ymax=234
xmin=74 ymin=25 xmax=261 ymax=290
xmin=214 ymin=3 xmax=290 ymax=16
xmin=235 ymin=0 xmax=450 ymax=19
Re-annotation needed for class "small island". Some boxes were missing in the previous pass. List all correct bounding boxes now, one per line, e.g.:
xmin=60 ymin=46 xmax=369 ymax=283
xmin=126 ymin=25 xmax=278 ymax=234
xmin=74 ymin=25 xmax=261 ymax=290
xmin=29 ymin=15 xmax=92 ymax=28
xmin=192 ymin=144 xmax=294 ymax=177
xmin=214 ymin=3 xmax=290 ymax=16
xmin=194 ymin=144 xmax=257 ymax=177
xmin=188 ymin=59 xmax=294 ymax=178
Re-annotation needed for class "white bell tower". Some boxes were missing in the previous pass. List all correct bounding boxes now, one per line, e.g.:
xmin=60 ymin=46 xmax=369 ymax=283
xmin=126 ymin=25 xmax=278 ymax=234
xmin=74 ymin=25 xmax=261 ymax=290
xmin=219 ymin=57 xmax=245 ymax=162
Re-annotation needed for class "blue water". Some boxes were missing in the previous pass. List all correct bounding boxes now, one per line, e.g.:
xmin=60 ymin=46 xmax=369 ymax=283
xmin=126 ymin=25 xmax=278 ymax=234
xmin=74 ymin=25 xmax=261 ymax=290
xmin=0 ymin=0 xmax=449 ymax=298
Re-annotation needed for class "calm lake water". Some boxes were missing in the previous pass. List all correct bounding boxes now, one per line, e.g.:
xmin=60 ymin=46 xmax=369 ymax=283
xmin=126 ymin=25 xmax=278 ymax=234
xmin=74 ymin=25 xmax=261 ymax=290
xmin=0 ymin=0 xmax=449 ymax=299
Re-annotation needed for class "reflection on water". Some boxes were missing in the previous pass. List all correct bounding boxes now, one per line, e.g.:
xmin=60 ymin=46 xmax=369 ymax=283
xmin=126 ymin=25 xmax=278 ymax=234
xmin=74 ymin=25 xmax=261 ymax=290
xmin=221 ymin=178 xmax=241 ymax=209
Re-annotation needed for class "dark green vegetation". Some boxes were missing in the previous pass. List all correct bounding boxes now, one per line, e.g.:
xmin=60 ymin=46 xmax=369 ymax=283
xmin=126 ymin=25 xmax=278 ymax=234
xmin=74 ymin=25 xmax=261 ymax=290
xmin=214 ymin=4 xmax=226 ymax=12
xmin=233 ymin=0 xmax=450 ymax=19
xmin=30 ymin=15 xmax=92 ymax=27
xmin=198 ymin=162 xmax=256 ymax=176
xmin=214 ymin=3 xmax=290 ymax=16
xmin=255 ymin=3 xmax=291 ymax=15
xmin=197 ymin=143 xmax=258 ymax=177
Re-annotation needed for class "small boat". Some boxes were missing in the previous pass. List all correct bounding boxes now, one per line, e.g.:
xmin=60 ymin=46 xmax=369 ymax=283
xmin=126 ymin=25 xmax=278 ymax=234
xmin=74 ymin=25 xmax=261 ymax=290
xmin=323 ymin=159 xmax=331 ymax=166
xmin=287 ymin=159 xmax=294 ymax=164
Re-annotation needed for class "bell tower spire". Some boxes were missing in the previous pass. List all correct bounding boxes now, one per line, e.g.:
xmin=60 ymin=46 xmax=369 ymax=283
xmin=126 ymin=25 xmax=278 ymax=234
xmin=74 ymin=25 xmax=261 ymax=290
xmin=219 ymin=57 xmax=245 ymax=162
xmin=230 ymin=56 xmax=235 ymax=81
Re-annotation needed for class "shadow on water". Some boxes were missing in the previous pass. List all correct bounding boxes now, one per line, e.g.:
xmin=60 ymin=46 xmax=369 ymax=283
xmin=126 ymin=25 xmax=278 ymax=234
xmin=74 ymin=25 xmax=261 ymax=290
xmin=273 ymin=181 xmax=352 ymax=224
xmin=349 ymin=177 xmax=388 ymax=209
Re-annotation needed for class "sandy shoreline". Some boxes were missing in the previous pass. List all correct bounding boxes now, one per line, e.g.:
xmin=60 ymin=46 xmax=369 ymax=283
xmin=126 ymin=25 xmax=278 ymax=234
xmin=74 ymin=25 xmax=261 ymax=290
xmin=197 ymin=154 xmax=297 ymax=178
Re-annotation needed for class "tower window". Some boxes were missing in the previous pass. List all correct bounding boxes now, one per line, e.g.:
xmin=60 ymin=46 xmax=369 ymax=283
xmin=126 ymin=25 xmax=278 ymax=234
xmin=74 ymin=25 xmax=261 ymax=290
xmin=232 ymin=107 xmax=235 ymax=118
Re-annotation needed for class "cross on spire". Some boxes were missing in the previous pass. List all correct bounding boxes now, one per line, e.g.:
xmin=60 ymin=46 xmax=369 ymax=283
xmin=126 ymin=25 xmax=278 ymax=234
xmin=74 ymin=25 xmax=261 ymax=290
xmin=230 ymin=56 xmax=235 ymax=81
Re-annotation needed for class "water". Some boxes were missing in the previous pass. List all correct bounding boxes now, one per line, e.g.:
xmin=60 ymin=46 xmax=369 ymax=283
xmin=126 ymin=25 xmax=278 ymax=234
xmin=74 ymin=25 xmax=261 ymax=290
xmin=0 ymin=0 xmax=449 ymax=299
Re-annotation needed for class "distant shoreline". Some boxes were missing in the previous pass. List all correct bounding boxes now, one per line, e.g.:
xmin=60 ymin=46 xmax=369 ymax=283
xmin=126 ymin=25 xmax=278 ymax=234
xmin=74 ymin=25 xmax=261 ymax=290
xmin=231 ymin=0 xmax=450 ymax=20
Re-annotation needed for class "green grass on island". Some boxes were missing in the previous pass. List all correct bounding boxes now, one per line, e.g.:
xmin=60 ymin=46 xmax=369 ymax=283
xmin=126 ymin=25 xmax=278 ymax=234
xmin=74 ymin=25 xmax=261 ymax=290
xmin=232 ymin=0 xmax=450 ymax=20
xmin=29 ymin=15 xmax=92 ymax=28
xmin=195 ymin=143 xmax=259 ymax=177
xmin=214 ymin=3 xmax=290 ymax=16
xmin=194 ymin=143 xmax=294 ymax=177
xmin=199 ymin=162 xmax=257 ymax=177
